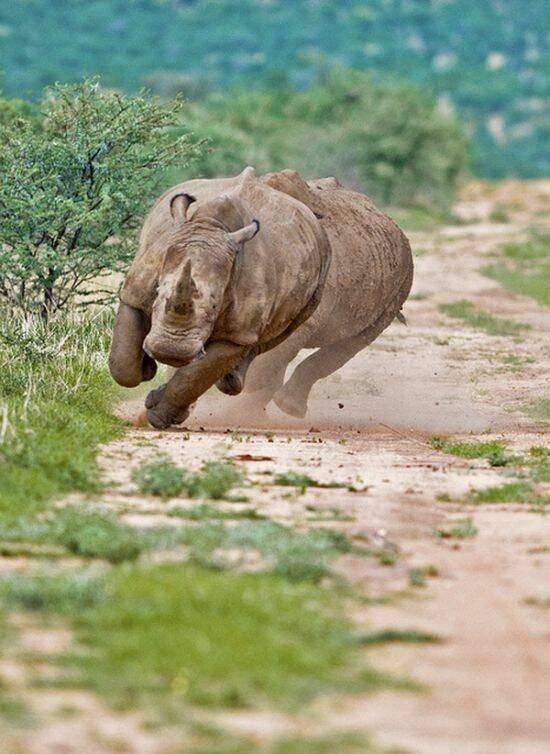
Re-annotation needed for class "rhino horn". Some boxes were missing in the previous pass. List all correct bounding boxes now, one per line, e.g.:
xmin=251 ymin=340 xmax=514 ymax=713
xmin=167 ymin=260 xmax=195 ymax=311
xmin=227 ymin=219 xmax=260 ymax=247
xmin=169 ymin=192 xmax=196 ymax=221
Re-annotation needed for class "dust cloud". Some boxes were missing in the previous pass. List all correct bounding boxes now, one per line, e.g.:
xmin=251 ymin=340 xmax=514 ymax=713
xmin=181 ymin=337 xmax=501 ymax=437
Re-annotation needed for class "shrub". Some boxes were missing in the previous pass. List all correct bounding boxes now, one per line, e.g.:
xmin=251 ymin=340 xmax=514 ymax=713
xmin=184 ymin=69 xmax=468 ymax=207
xmin=0 ymin=79 xmax=201 ymax=318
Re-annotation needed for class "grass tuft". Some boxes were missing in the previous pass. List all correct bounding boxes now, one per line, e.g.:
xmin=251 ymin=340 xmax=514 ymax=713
xmin=439 ymin=300 xmax=529 ymax=337
xmin=3 ymin=564 xmax=399 ymax=711
xmin=133 ymin=458 xmax=244 ymax=500
xmin=358 ymin=628 xmax=442 ymax=645
xmin=0 ymin=311 xmax=122 ymax=523
xmin=430 ymin=437 xmax=511 ymax=466
xmin=484 ymin=232 xmax=550 ymax=307
xmin=274 ymin=471 xmax=343 ymax=492
xmin=435 ymin=518 xmax=478 ymax=539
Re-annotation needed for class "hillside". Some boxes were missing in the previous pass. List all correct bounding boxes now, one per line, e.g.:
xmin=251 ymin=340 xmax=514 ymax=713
xmin=1 ymin=0 xmax=548 ymax=178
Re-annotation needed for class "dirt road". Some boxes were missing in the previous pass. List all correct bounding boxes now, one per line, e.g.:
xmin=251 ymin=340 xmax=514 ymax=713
xmin=6 ymin=181 xmax=549 ymax=753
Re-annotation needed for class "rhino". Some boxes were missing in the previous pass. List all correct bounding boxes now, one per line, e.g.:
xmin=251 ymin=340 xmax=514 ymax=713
xmin=109 ymin=167 xmax=331 ymax=428
xmin=234 ymin=168 xmax=414 ymax=418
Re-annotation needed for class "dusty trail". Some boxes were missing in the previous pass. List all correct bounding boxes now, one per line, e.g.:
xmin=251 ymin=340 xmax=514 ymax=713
xmin=5 ymin=181 xmax=549 ymax=753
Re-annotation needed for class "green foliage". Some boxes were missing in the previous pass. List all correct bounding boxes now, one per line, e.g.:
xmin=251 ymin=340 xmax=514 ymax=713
xmin=439 ymin=300 xmax=530 ymax=337
xmin=0 ymin=79 xmax=200 ymax=316
xmin=185 ymin=70 xmax=467 ymax=207
xmin=0 ymin=311 xmax=121 ymax=522
xmin=358 ymin=629 xmax=442 ymax=646
xmin=0 ymin=1 xmax=546 ymax=178
xmin=132 ymin=458 xmax=188 ymax=499
xmin=175 ymin=521 xmax=351 ymax=583
xmin=273 ymin=471 xmax=342 ymax=491
xmin=47 ymin=507 xmax=145 ymax=563
xmin=4 ymin=564 xmax=388 ymax=710
xmin=435 ymin=518 xmax=478 ymax=539
xmin=524 ymin=397 xmax=550 ymax=423
xmin=470 ymin=482 xmax=547 ymax=506
xmin=133 ymin=459 xmax=244 ymax=500
xmin=168 ymin=504 xmax=264 ymax=521
xmin=1 ymin=571 xmax=104 ymax=613
xmin=429 ymin=438 xmax=511 ymax=466
xmin=484 ymin=233 xmax=550 ymax=307
xmin=208 ymin=733 xmax=386 ymax=754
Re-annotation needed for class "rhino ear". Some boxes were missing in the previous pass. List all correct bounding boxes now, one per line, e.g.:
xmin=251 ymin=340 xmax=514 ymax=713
xmin=227 ymin=219 xmax=260 ymax=247
xmin=169 ymin=193 xmax=196 ymax=221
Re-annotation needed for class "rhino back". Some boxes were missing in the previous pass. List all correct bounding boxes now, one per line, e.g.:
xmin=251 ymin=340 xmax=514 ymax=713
xmin=302 ymin=181 xmax=413 ymax=345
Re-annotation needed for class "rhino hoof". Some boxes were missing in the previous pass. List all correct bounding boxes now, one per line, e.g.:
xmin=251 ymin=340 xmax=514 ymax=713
xmin=273 ymin=389 xmax=308 ymax=419
xmin=216 ymin=371 xmax=244 ymax=396
xmin=146 ymin=403 xmax=191 ymax=430
xmin=145 ymin=384 xmax=166 ymax=409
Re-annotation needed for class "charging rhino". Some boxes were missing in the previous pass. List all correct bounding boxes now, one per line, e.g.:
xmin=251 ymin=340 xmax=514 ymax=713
xmin=109 ymin=167 xmax=331 ymax=428
xmin=234 ymin=169 xmax=414 ymax=417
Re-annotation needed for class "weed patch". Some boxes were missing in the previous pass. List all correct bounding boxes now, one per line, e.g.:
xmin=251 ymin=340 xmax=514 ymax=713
xmin=524 ymin=397 xmax=550 ymax=423
xmin=430 ymin=437 xmax=511 ymax=466
xmin=133 ymin=458 xmax=244 ymax=500
xmin=435 ymin=518 xmax=478 ymax=539
xmin=358 ymin=629 xmax=442 ymax=646
xmin=483 ymin=233 xmax=550 ymax=307
xmin=274 ymin=471 xmax=343 ymax=492
xmin=0 ymin=312 xmax=122 ymax=523
xmin=470 ymin=482 xmax=548 ymax=506
xmin=168 ymin=504 xmax=264 ymax=521
xmin=175 ymin=521 xmax=352 ymax=583
xmin=3 ymin=564 xmax=399 ymax=711
xmin=439 ymin=300 xmax=529 ymax=337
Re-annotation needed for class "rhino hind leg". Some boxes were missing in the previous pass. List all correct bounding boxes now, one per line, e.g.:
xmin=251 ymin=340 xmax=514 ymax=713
xmin=275 ymin=293 xmax=408 ymax=418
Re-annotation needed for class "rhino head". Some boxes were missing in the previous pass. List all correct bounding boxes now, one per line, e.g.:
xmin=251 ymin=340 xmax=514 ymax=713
xmin=142 ymin=192 xmax=260 ymax=368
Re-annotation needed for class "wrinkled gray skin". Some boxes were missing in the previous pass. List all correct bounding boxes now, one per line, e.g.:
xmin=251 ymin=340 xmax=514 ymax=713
xmin=237 ymin=169 xmax=414 ymax=418
xmin=109 ymin=167 xmax=331 ymax=428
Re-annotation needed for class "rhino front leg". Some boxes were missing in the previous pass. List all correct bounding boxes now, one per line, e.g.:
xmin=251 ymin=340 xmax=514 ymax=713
xmin=215 ymin=349 xmax=258 ymax=396
xmin=109 ymin=302 xmax=157 ymax=388
xmin=146 ymin=341 xmax=248 ymax=429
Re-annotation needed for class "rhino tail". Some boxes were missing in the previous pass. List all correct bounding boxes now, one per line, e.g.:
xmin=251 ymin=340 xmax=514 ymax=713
xmin=395 ymin=310 xmax=407 ymax=325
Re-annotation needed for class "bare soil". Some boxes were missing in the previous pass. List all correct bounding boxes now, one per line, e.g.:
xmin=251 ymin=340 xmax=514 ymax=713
xmin=3 ymin=180 xmax=549 ymax=753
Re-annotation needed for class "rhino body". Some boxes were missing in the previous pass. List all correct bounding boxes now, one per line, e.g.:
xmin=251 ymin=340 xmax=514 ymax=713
xmin=238 ymin=169 xmax=414 ymax=417
xmin=109 ymin=167 xmax=331 ymax=428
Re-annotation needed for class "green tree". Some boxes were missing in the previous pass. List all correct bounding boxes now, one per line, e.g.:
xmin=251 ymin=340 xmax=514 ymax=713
xmin=183 ymin=69 xmax=468 ymax=207
xmin=0 ymin=79 xmax=201 ymax=318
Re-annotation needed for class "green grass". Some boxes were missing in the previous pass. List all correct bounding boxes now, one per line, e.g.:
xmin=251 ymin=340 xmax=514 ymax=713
xmin=435 ymin=518 xmax=478 ymax=539
xmin=188 ymin=731 xmax=390 ymax=754
xmin=133 ymin=458 xmax=244 ymax=500
xmin=483 ymin=233 xmax=550 ymax=307
xmin=273 ymin=471 xmax=343 ymax=492
xmin=524 ymin=397 xmax=550 ymax=423
xmin=46 ymin=507 xmax=147 ymax=563
xmin=386 ymin=205 xmax=447 ymax=233
xmin=523 ymin=596 xmax=550 ymax=608
xmin=470 ymin=482 xmax=548 ymax=506
xmin=430 ymin=437 xmax=511 ymax=466
xmin=168 ymin=504 xmax=265 ymax=521
xmin=175 ymin=521 xmax=352 ymax=583
xmin=358 ymin=629 xmax=441 ymax=646
xmin=439 ymin=300 xmax=529 ymax=337
xmin=489 ymin=204 xmax=511 ymax=223
xmin=2 ymin=564 xmax=400 ymax=711
xmin=0 ymin=311 xmax=122 ymax=523
xmin=526 ymin=446 xmax=550 ymax=483
xmin=1 ymin=570 xmax=104 ymax=613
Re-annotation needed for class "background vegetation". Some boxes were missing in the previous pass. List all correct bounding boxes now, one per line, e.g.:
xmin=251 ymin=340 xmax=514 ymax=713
xmin=1 ymin=0 xmax=547 ymax=179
